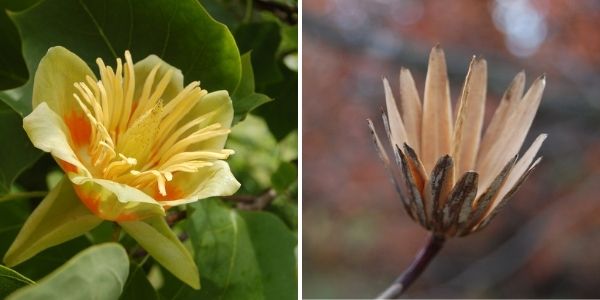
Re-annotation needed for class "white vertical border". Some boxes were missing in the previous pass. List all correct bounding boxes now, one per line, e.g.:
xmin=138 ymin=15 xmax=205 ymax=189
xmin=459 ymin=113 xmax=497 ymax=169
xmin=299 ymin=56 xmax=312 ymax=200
xmin=297 ymin=0 xmax=303 ymax=299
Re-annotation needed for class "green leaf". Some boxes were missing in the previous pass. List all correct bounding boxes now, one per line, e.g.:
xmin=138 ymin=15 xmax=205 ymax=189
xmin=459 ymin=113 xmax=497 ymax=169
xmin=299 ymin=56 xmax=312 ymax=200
xmin=0 ymin=102 xmax=43 ymax=195
xmin=7 ymin=243 xmax=130 ymax=300
xmin=255 ymin=64 xmax=297 ymax=140
xmin=227 ymin=116 xmax=297 ymax=194
xmin=86 ymin=221 xmax=117 ymax=244
xmin=268 ymin=194 xmax=297 ymax=231
xmin=239 ymin=210 xmax=297 ymax=299
xmin=0 ymin=0 xmax=41 ymax=11
xmin=119 ymin=263 xmax=159 ymax=300
xmin=278 ymin=130 xmax=298 ymax=162
xmin=0 ymin=199 xmax=28 ymax=257
xmin=0 ymin=0 xmax=38 ymax=90
xmin=3 ymin=177 xmax=102 ymax=267
xmin=178 ymin=198 xmax=297 ymax=300
xmin=232 ymin=52 xmax=272 ymax=124
xmin=0 ymin=10 xmax=28 ymax=90
xmin=2 ymin=0 xmax=241 ymax=115
xmin=268 ymin=162 xmax=297 ymax=229
xmin=13 ymin=237 xmax=92 ymax=281
xmin=271 ymin=162 xmax=296 ymax=194
xmin=0 ymin=265 xmax=34 ymax=298
xmin=277 ymin=24 xmax=298 ymax=57
xmin=234 ymin=21 xmax=282 ymax=88
xmin=119 ymin=216 xmax=200 ymax=290
xmin=227 ymin=115 xmax=280 ymax=193
xmin=198 ymin=0 xmax=246 ymax=28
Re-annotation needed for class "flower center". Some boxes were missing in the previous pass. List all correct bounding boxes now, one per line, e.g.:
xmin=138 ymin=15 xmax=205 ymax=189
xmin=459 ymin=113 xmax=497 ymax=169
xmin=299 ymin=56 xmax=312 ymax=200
xmin=72 ymin=51 xmax=233 ymax=197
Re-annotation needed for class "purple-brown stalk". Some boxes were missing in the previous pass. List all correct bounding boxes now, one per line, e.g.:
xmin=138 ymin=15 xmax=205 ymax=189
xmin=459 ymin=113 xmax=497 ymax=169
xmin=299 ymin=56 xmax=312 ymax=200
xmin=377 ymin=233 xmax=446 ymax=299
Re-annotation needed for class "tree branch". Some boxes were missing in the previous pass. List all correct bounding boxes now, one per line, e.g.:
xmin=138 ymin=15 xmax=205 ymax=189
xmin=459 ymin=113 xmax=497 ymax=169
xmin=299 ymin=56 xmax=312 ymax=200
xmin=166 ymin=209 xmax=187 ymax=226
xmin=224 ymin=188 xmax=277 ymax=210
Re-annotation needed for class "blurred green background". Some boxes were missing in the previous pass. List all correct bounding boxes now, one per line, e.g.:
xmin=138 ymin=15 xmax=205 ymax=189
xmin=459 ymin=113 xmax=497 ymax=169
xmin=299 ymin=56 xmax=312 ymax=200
xmin=303 ymin=0 xmax=600 ymax=298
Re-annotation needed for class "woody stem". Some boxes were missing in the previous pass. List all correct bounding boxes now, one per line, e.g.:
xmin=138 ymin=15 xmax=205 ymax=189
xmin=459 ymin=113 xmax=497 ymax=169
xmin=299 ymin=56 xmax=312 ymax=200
xmin=376 ymin=233 xmax=446 ymax=299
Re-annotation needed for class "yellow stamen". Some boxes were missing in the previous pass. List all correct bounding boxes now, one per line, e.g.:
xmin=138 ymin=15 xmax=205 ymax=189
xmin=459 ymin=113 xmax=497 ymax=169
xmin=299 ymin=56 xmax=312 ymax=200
xmin=70 ymin=51 xmax=234 ymax=199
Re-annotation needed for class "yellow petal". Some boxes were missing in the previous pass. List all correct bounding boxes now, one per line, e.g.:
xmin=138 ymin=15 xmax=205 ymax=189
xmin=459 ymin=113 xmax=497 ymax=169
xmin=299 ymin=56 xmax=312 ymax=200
xmin=133 ymin=54 xmax=184 ymax=106
xmin=119 ymin=216 xmax=200 ymax=289
xmin=179 ymin=90 xmax=234 ymax=151
xmin=23 ymin=102 xmax=90 ymax=176
xmin=70 ymin=175 xmax=164 ymax=221
xmin=32 ymin=46 xmax=96 ymax=116
xmin=154 ymin=161 xmax=240 ymax=206
xmin=3 ymin=177 xmax=102 ymax=267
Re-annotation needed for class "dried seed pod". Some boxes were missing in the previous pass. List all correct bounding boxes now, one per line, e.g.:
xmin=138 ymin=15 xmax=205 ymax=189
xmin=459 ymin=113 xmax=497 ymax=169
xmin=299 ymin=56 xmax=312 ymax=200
xmin=369 ymin=46 xmax=546 ymax=237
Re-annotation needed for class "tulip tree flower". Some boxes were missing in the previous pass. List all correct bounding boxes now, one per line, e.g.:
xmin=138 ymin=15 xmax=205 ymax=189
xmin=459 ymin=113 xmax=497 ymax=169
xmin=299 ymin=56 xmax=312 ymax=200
xmin=3 ymin=47 xmax=241 ymax=289
xmin=369 ymin=46 xmax=546 ymax=298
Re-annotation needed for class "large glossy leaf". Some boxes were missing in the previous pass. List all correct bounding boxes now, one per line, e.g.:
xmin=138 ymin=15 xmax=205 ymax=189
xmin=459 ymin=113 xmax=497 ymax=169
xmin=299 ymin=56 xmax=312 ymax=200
xmin=3 ymin=177 xmax=102 ymax=267
xmin=7 ymin=243 xmax=130 ymax=300
xmin=232 ymin=52 xmax=272 ymax=124
xmin=234 ymin=19 xmax=298 ymax=140
xmin=255 ymin=64 xmax=297 ymax=140
xmin=119 ymin=263 xmax=159 ymax=300
xmin=0 ymin=0 xmax=41 ymax=11
xmin=267 ymin=162 xmax=297 ymax=230
xmin=235 ymin=21 xmax=282 ymax=88
xmin=170 ymin=198 xmax=297 ymax=300
xmin=238 ymin=211 xmax=297 ymax=299
xmin=0 ymin=102 xmax=42 ymax=194
xmin=0 ymin=265 xmax=34 ymax=298
xmin=1 ymin=0 xmax=241 ymax=115
xmin=198 ymin=0 xmax=246 ymax=28
xmin=119 ymin=216 xmax=200 ymax=290
xmin=0 ymin=0 xmax=39 ymax=89
xmin=0 ymin=195 xmax=29 ymax=256
xmin=14 ymin=237 xmax=92 ymax=281
xmin=0 ymin=11 xmax=27 ymax=90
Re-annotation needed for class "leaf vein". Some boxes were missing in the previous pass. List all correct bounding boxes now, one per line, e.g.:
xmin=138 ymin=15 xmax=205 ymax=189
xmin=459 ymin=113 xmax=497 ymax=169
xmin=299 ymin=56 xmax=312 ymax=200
xmin=220 ymin=211 xmax=239 ymax=300
xmin=78 ymin=0 xmax=117 ymax=58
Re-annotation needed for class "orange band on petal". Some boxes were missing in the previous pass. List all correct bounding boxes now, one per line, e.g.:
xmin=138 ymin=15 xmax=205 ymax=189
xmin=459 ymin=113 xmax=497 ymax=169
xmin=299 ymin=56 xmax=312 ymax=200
xmin=64 ymin=111 xmax=92 ymax=147
xmin=154 ymin=182 xmax=184 ymax=201
xmin=73 ymin=183 xmax=140 ymax=221
xmin=73 ymin=184 xmax=101 ymax=216
xmin=114 ymin=212 xmax=139 ymax=222
xmin=58 ymin=159 xmax=78 ymax=174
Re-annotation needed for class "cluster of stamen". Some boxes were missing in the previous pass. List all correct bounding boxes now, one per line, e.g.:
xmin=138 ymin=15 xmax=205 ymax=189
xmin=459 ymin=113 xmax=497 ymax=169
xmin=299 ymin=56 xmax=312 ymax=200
xmin=71 ymin=51 xmax=233 ymax=197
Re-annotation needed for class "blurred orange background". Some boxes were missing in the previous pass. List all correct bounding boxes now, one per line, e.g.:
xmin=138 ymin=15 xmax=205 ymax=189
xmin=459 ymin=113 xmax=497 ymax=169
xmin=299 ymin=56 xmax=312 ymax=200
xmin=302 ymin=0 xmax=600 ymax=298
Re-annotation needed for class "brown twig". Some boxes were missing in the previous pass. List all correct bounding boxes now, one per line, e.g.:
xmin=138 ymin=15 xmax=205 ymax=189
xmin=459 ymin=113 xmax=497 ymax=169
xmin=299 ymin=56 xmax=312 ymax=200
xmin=377 ymin=233 xmax=446 ymax=299
xmin=166 ymin=210 xmax=187 ymax=226
xmin=224 ymin=188 xmax=277 ymax=210
xmin=112 ymin=223 xmax=122 ymax=242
